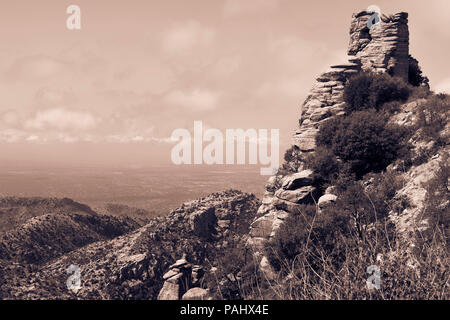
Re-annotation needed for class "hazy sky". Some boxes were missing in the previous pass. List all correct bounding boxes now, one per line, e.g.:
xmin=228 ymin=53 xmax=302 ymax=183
xmin=0 ymin=0 xmax=449 ymax=167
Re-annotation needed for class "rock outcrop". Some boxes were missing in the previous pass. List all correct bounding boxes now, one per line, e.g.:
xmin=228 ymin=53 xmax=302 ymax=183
xmin=348 ymin=11 xmax=409 ymax=81
xmin=157 ymin=255 xmax=207 ymax=300
xmin=248 ymin=9 xmax=412 ymax=263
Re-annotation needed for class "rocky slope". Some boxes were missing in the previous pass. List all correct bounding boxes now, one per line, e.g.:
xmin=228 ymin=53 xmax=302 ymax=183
xmin=0 ymin=197 xmax=97 ymax=233
xmin=0 ymin=190 xmax=259 ymax=300
xmin=0 ymin=211 xmax=140 ymax=265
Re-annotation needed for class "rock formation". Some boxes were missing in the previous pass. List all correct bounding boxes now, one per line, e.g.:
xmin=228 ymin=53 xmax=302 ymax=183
xmin=348 ymin=11 xmax=409 ymax=81
xmin=157 ymin=255 xmax=207 ymax=300
xmin=248 ymin=9 xmax=412 ymax=263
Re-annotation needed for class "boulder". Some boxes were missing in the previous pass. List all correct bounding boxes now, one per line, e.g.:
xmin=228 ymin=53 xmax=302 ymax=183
xmin=325 ymin=185 xmax=337 ymax=195
xmin=188 ymin=207 xmax=217 ymax=239
xmin=259 ymin=256 xmax=276 ymax=280
xmin=163 ymin=268 xmax=180 ymax=280
xmin=281 ymin=170 xmax=314 ymax=190
xmin=318 ymin=194 xmax=338 ymax=209
xmin=157 ymin=274 xmax=182 ymax=300
xmin=275 ymin=186 xmax=317 ymax=204
xmin=250 ymin=214 xmax=277 ymax=238
xmin=182 ymin=288 xmax=210 ymax=300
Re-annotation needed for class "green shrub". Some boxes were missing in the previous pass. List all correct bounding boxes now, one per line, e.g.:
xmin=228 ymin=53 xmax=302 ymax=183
xmin=344 ymin=72 xmax=410 ymax=113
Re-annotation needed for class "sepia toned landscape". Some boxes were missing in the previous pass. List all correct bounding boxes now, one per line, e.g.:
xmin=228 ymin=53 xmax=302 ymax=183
xmin=0 ymin=1 xmax=448 ymax=301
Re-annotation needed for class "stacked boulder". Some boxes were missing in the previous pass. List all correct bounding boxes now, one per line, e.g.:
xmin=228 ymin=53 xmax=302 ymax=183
xmin=157 ymin=255 xmax=209 ymax=300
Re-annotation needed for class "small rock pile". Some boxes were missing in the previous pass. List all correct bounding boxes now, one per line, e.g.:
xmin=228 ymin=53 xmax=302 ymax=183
xmin=157 ymin=255 xmax=209 ymax=300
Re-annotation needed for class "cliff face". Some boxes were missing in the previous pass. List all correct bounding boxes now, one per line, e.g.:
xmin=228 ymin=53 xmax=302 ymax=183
xmin=248 ymin=10 xmax=413 ymax=262
xmin=348 ymin=12 xmax=409 ymax=81
xmin=294 ymin=10 xmax=409 ymax=154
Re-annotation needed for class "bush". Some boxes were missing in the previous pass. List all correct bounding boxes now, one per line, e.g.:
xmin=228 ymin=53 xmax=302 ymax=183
xmin=265 ymin=204 xmax=352 ymax=272
xmin=344 ymin=72 xmax=410 ymax=113
xmin=408 ymin=55 xmax=429 ymax=87
xmin=380 ymin=101 xmax=402 ymax=115
xmin=317 ymin=110 xmax=409 ymax=178
xmin=417 ymin=94 xmax=450 ymax=145
xmin=421 ymin=156 xmax=450 ymax=242
xmin=315 ymin=116 xmax=342 ymax=147
xmin=281 ymin=145 xmax=303 ymax=173
xmin=305 ymin=146 xmax=340 ymax=186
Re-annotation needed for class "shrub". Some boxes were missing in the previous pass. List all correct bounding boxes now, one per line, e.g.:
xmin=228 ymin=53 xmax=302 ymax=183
xmin=204 ymin=240 xmax=260 ymax=300
xmin=305 ymin=146 xmax=340 ymax=186
xmin=265 ymin=204 xmax=352 ymax=272
xmin=344 ymin=72 xmax=410 ymax=113
xmin=315 ymin=116 xmax=342 ymax=147
xmin=362 ymin=171 xmax=407 ymax=217
xmin=409 ymin=85 xmax=431 ymax=101
xmin=408 ymin=55 xmax=429 ymax=87
xmin=421 ymin=156 xmax=450 ymax=241
xmin=380 ymin=101 xmax=402 ymax=115
xmin=417 ymin=94 xmax=450 ymax=145
xmin=317 ymin=110 xmax=409 ymax=178
xmin=281 ymin=145 xmax=303 ymax=173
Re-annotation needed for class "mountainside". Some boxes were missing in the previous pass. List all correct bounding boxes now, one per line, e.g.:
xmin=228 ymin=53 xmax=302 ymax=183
xmin=0 ymin=190 xmax=260 ymax=299
xmin=0 ymin=211 xmax=140 ymax=265
xmin=0 ymin=197 xmax=96 ymax=233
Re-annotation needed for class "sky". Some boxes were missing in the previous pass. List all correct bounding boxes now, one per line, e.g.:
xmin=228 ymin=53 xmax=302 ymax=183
xmin=0 ymin=0 xmax=449 ymax=168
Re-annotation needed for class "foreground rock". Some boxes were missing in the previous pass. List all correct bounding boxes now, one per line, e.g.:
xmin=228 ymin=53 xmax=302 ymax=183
xmin=182 ymin=288 xmax=210 ymax=300
xmin=157 ymin=255 xmax=205 ymax=300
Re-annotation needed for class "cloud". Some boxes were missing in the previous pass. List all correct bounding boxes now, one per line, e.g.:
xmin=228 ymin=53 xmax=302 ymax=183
xmin=255 ymin=76 xmax=306 ymax=99
xmin=5 ymin=55 xmax=68 ymax=82
xmin=223 ymin=0 xmax=279 ymax=17
xmin=164 ymin=89 xmax=218 ymax=111
xmin=1 ymin=110 xmax=20 ymax=127
xmin=211 ymin=56 xmax=242 ymax=79
xmin=25 ymin=135 xmax=39 ymax=142
xmin=34 ymin=87 xmax=74 ymax=106
xmin=162 ymin=21 xmax=215 ymax=54
xmin=0 ymin=129 xmax=26 ymax=143
xmin=24 ymin=108 xmax=98 ymax=131
xmin=434 ymin=77 xmax=450 ymax=94
xmin=267 ymin=36 xmax=328 ymax=73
